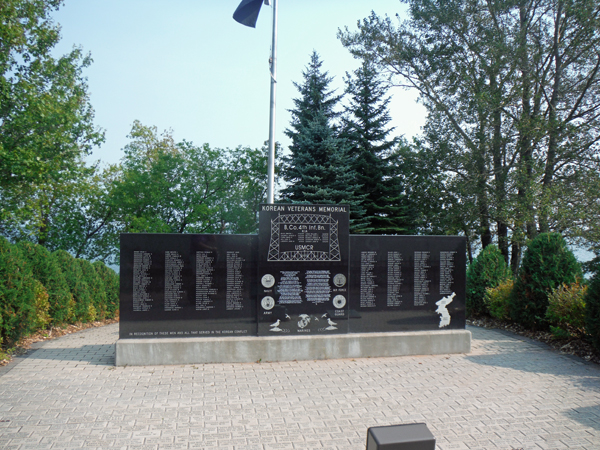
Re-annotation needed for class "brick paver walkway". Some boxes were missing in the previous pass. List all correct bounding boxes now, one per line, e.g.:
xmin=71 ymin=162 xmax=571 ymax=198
xmin=1 ymin=324 xmax=599 ymax=449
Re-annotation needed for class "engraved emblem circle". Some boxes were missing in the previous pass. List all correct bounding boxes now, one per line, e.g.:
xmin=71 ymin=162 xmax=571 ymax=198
xmin=261 ymin=296 xmax=275 ymax=310
xmin=333 ymin=295 xmax=346 ymax=309
xmin=261 ymin=274 xmax=275 ymax=288
xmin=333 ymin=273 xmax=346 ymax=287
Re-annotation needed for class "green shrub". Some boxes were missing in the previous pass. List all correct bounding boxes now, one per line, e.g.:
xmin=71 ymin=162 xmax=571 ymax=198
xmin=64 ymin=294 xmax=76 ymax=323
xmin=585 ymin=273 xmax=600 ymax=351
xmin=466 ymin=245 xmax=512 ymax=316
xmin=510 ymin=232 xmax=582 ymax=330
xmin=546 ymin=282 xmax=587 ymax=338
xmin=16 ymin=241 xmax=72 ymax=324
xmin=51 ymin=250 xmax=93 ymax=322
xmin=484 ymin=278 xmax=514 ymax=321
xmin=0 ymin=237 xmax=37 ymax=346
xmin=93 ymin=261 xmax=119 ymax=318
xmin=32 ymin=280 xmax=51 ymax=331
xmin=87 ymin=303 xmax=97 ymax=322
xmin=77 ymin=259 xmax=107 ymax=320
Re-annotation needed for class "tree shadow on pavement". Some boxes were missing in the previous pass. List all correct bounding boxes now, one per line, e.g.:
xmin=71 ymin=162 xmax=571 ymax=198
xmin=25 ymin=344 xmax=115 ymax=366
xmin=466 ymin=326 xmax=600 ymax=392
xmin=563 ymin=405 xmax=600 ymax=431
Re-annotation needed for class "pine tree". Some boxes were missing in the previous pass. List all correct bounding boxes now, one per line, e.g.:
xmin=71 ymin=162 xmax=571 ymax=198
xmin=342 ymin=60 xmax=414 ymax=234
xmin=280 ymin=51 xmax=368 ymax=232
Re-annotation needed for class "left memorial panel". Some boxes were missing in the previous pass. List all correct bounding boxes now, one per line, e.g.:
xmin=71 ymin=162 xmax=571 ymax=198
xmin=120 ymin=234 xmax=257 ymax=339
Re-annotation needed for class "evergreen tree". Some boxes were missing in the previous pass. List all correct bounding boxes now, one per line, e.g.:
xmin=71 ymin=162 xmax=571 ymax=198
xmin=342 ymin=60 xmax=414 ymax=234
xmin=280 ymin=51 xmax=368 ymax=232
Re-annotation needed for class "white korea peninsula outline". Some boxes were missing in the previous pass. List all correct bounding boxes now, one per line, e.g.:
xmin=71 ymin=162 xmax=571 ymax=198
xmin=435 ymin=292 xmax=456 ymax=328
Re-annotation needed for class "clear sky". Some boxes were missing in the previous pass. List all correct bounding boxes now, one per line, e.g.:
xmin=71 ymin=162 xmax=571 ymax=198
xmin=50 ymin=0 xmax=426 ymax=166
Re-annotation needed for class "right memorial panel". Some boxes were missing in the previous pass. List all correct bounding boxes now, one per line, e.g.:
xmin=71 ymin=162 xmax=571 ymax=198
xmin=349 ymin=235 xmax=467 ymax=332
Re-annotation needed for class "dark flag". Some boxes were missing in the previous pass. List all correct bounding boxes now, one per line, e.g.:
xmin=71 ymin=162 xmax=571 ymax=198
xmin=233 ymin=0 xmax=265 ymax=28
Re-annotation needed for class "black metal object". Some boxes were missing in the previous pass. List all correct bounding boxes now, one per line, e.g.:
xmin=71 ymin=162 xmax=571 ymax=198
xmin=366 ymin=423 xmax=435 ymax=450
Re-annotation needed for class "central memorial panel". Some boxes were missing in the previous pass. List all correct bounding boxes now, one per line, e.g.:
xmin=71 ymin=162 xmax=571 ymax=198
xmin=257 ymin=204 xmax=350 ymax=335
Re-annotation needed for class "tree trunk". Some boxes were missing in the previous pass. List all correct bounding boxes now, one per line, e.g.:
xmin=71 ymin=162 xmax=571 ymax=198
xmin=464 ymin=227 xmax=474 ymax=264
xmin=517 ymin=1 xmax=538 ymax=240
xmin=510 ymin=238 xmax=521 ymax=275
xmin=490 ymin=71 xmax=509 ymax=262
xmin=540 ymin=1 xmax=564 ymax=233
xmin=476 ymin=120 xmax=492 ymax=249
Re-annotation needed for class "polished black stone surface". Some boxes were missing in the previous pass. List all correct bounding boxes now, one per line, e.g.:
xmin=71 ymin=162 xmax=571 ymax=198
xmin=119 ymin=227 xmax=466 ymax=339
xmin=256 ymin=204 xmax=350 ymax=335
xmin=348 ymin=235 xmax=466 ymax=333
xmin=119 ymin=233 xmax=257 ymax=339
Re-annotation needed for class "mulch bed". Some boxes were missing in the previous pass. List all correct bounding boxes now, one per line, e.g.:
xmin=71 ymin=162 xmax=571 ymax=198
xmin=468 ymin=317 xmax=600 ymax=365
xmin=0 ymin=317 xmax=119 ymax=367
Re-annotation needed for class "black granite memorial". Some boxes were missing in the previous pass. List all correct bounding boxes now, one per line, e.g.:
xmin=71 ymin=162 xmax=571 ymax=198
xmin=119 ymin=205 xmax=467 ymax=341
xmin=119 ymin=233 xmax=257 ymax=339
xmin=348 ymin=235 xmax=466 ymax=333
xmin=256 ymin=204 xmax=350 ymax=335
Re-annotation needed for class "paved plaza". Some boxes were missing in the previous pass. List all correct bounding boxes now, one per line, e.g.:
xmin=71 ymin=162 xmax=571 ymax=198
xmin=0 ymin=324 xmax=599 ymax=450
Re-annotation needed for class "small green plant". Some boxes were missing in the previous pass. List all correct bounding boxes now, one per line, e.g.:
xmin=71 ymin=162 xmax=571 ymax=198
xmin=66 ymin=294 xmax=76 ymax=323
xmin=510 ymin=232 xmax=582 ymax=330
xmin=32 ymin=280 xmax=51 ymax=331
xmin=87 ymin=304 xmax=97 ymax=323
xmin=546 ymin=282 xmax=587 ymax=338
xmin=466 ymin=245 xmax=512 ymax=317
xmin=484 ymin=279 xmax=514 ymax=321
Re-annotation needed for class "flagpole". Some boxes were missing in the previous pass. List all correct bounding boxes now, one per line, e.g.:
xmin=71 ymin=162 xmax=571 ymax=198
xmin=266 ymin=0 xmax=277 ymax=204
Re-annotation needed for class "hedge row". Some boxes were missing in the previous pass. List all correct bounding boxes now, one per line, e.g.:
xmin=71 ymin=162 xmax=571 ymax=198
xmin=467 ymin=232 xmax=600 ymax=351
xmin=0 ymin=237 xmax=119 ymax=348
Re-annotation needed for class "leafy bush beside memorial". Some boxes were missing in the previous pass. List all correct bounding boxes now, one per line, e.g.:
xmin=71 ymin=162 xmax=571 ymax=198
xmin=466 ymin=245 xmax=512 ymax=317
xmin=484 ymin=279 xmax=514 ymax=321
xmin=32 ymin=280 xmax=51 ymax=331
xmin=0 ymin=238 xmax=120 ymax=351
xmin=546 ymin=282 xmax=587 ymax=338
xmin=77 ymin=258 xmax=107 ymax=321
xmin=510 ymin=233 xmax=582 ymax=330
xmin=51 ymin=250 xmax=94 ymax=322
xmin=93 ymin=261 xmax=119 ymax=318
xmin=17 ymin=241 xmax=72 ymax=324
xmin=0 ymin=237 xmax=37 ymax=346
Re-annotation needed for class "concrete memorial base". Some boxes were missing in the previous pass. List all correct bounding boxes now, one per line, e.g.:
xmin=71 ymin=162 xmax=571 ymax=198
xmin=115 ymin=329 xmax=471 ymax=366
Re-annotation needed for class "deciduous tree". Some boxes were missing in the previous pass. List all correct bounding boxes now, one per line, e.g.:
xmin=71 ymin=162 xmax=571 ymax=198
xmin=340 ymin=0 xmax=600 ymax=266
xmin=109 ymin=122 xmax=272 ymax=246
xmin=0 ymin=0 xmax=104 ymax=244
